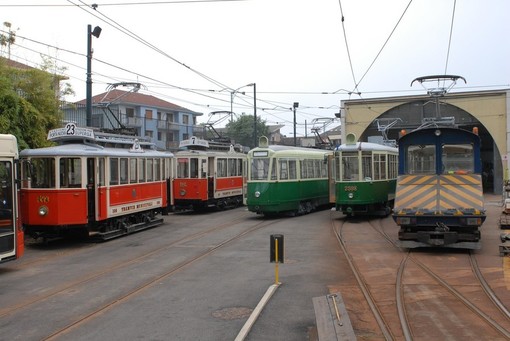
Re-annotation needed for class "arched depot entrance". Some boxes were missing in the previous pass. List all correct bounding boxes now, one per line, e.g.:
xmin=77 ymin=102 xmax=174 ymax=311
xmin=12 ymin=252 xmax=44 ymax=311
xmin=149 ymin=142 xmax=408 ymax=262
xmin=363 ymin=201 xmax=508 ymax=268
xmin=340 ymin=90 xmax=509 ymax=194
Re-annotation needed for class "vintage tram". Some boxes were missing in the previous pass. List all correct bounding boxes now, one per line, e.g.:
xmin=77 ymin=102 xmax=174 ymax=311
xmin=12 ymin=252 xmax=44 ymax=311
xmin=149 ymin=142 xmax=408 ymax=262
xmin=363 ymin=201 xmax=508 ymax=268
xmin=333 ymin=133 xmax=398 ymax=216
xmin=0 ymin=134 xmax=23 ymax=263
xmin=246 ymin=136 xmax=332 ymax=216
xmin=173 ymin=137 xmax=246 ymax=211
xmin=392 ymin=126 xmax=485 ymax=249
xmin=20 ymin=123 xmax=174 ymax=240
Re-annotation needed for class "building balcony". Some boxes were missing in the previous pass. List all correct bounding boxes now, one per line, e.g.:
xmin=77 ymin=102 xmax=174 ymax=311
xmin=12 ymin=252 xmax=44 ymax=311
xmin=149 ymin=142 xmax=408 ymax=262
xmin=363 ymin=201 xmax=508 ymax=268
xmin=125 ymin=117 xmax=143 ymax=127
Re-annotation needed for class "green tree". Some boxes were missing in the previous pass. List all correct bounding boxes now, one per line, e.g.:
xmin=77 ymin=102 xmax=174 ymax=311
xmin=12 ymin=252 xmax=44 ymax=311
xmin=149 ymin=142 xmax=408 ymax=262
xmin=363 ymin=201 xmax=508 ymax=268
xmin=0 ymin=59 xmax=57 ymax=149
xmin=226 ymin=114 xmax=269 ymax=149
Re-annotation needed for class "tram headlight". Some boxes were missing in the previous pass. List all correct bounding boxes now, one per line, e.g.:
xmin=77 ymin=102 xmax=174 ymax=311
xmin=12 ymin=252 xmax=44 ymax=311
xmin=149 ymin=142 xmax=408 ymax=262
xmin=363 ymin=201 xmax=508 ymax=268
xmin=466 ymin=218 xmax=481 ymax=226
xmin=38 ymin=205 xmax=48 ymax=216
xmin=348 ymin=192 xmax=354 ymax=199
xmin=179 ymin=189 xmax=186 ymax=196
xmin=396 ymin=217 xmax=411 ymax=225
xmin=254 ymin=191 xmax=261 ymax=198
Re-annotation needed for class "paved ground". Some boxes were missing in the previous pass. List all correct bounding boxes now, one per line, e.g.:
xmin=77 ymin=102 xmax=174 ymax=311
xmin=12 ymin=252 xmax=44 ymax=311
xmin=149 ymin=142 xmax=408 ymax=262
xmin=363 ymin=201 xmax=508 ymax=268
xmin=2 ymin=195 xmax=508 ymax=341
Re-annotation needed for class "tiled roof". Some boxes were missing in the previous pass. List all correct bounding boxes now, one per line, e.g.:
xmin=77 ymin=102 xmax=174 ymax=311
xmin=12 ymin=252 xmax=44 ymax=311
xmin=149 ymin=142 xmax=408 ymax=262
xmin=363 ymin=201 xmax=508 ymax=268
xmin=76 ymin=89 xmax=202 ymax=115
xmin=1 ymin=57 xmax=34 ymax=70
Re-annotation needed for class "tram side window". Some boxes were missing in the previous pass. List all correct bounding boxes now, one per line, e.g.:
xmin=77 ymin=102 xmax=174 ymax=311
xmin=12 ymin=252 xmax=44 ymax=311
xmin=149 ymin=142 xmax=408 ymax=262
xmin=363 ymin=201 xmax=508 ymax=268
xmin=110 ymin=158 xmax=119 ymax=186
xmin=120 ymin=158 xmax=129 ymax=185
xmin=217 ymin=158 xmax=227 ymax=177
xmin=407 ymin=145 xmax=435 ymax=174
xmin=139 ymin=158 xmax=146 ymax=182
xmin=279 ymin=159 xmax=288 ymax=180
xmin=250 ymin=158 xmax=269 ymax=180
xmin=177 ymin=158 xmax=189 ymax=178
xmin=289 ymin=160 xmax=297 ymax=179
xmin=154 ymin=158 xmax=161 ymax=181
xmin=130 ymin=158 xmax=137 ymax=183
xmin=389 ymin=154 xmax=398 ymax=179
xmin=98 ymin=158 xmax=105 ymax=186
xmin=442 ymin=144 xmax=474 ymax=174
xmin=342 ymin=153 xmax=359 ymax=181
xmin=147 ymin=158 xmax=153 ymax=182
xmin=60 ymin=158 xmax=82 ymax=188
xmin=237 ymin=158 xmax=243 ymax=177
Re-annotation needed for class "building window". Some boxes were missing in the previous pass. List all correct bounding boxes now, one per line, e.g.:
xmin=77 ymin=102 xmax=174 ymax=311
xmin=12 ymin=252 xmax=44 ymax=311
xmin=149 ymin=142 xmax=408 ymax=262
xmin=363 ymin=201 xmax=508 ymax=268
xmin=146 ymin=130 xmax=153 ymax=138
xmin=126 ymin=107 xmax=135 ymax=117
xmin=183 ymin=115 xmax=189 ymax=125
xmin=146 ymin=109 xmax=153 ymax=119
xmin=157 ymin=131 xmax=163 ymax=141
xmin=167 ymin=113 xmax=174 ymax=122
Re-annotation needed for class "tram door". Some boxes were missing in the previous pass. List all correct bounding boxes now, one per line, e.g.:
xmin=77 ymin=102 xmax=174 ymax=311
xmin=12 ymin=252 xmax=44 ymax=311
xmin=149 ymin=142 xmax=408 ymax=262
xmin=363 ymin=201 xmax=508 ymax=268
xmin=0 ymin=160 xmax=16 ymax=260
xmin=328 ymin=154 xmax=336 ymax=204
xmin=208 ymin=157 xmax=215 ymax=199
xmin=86 ymin=158 xmax=96 ymax=223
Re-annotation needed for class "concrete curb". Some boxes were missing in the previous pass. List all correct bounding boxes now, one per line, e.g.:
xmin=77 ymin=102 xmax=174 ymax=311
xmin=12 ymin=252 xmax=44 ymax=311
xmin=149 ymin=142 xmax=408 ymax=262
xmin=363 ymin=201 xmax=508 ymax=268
xmin=234 ymin=283 xmax=281 ymax=341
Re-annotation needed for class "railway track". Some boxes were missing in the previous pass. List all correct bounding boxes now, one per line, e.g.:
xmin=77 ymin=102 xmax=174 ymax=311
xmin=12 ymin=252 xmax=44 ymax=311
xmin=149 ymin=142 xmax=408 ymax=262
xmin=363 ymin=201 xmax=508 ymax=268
xmin=1 ymin=211 xmax=279 ymax=340
xmin=331 ymin=213 xmax=510 ymax=340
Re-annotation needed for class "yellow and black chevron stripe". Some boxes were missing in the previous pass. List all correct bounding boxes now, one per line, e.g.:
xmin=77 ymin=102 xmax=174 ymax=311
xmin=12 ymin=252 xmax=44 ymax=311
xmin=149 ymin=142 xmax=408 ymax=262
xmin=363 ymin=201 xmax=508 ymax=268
xmin=394 ymin=174 xmax=484 ymax=215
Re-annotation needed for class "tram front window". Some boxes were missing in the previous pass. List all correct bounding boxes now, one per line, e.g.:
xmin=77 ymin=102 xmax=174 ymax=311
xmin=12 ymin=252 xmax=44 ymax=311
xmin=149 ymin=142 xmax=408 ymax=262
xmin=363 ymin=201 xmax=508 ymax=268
xmin=407 ymin=145 xmax=435 ymax=174
xmin=177 ymin=158 xmax=189 ymax=178
xmin=27 ymin=158 xmax=56 ymax=188
xmin=60 ymin=158 xmax=82 ymax=188
xmin=442 ymin=144 xmax=474 ymax=174
xmin=250 ymin=158 xmax=269 ymax=180
xmin=342 ymin=153 xmax=359 ymax=181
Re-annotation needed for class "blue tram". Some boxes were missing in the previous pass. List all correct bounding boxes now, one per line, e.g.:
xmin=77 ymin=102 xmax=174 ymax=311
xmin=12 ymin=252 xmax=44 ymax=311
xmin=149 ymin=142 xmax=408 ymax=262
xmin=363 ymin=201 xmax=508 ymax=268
xmin=392 ymin=126 xmax=485 ymax=249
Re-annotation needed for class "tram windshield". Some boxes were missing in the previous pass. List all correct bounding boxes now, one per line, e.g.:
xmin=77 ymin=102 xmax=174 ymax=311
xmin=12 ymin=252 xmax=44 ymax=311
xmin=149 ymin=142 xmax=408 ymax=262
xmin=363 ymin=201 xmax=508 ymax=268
xmin=442 ymin=144 xmax=474 ymax=174
xmin=341 ymin=153 xmax=360 ymax=181
xmin=24 ymin=158 xmax=56 ymax=188
xmin=250 ymin=158 xmax=269 ymax=180
xmin=406 ymin=145 xmax=435 ymax=174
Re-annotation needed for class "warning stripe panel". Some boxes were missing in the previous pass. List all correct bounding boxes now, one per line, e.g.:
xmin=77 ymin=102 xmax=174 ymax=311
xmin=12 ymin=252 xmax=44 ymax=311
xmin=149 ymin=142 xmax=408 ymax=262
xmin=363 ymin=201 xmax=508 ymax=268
xmin=394 ymin=174 xmax=484 ymax=213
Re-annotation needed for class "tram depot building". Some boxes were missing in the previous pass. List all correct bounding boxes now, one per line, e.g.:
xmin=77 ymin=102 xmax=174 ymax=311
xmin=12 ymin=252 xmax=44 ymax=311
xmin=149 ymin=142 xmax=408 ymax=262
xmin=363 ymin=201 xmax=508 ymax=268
xmin=339 ymin=89 xmax=510 ymax=194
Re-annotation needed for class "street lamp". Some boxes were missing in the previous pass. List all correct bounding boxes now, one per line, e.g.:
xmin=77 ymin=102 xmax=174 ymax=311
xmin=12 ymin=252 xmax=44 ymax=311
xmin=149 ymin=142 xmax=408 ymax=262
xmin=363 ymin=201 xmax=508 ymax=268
xmin=293 ymin=102 xmax=299 ymax=146
xmin=229 ymin=83 xmax=256 ymax=146
xmin=86 ymin=24 xmax=101 ymax=127
xmin=230 ymin=84 xmax=250 ymax=122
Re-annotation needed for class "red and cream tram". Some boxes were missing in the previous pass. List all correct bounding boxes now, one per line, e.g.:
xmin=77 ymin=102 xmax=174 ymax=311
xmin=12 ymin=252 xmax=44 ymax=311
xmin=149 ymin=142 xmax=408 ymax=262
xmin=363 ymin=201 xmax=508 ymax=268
xmin=173 ymin=137 xmax=246 ymax=211
xmin=20 ymin=123 xmax=174 ymax=240
xmin=0 ymin=134 xmax=23 ymax=263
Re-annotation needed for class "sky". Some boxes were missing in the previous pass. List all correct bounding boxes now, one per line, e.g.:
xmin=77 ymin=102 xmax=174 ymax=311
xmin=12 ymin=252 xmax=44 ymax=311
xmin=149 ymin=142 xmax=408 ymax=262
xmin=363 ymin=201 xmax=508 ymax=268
xmin=1 ymin=0 xmax=509 ymax=137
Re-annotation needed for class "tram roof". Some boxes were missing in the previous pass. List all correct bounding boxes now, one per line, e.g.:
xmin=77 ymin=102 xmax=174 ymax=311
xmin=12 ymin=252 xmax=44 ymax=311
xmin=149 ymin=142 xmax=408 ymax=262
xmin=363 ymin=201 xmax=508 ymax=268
xmin=20 ymin=143 xmax=174 ymax=158
xmin=249 ymin=144 xmax=332 ymax=156
xmin=175 ymin=149 xmax=246 ymax=158
xmin=335 ymin=142 xmax=398 ymax=153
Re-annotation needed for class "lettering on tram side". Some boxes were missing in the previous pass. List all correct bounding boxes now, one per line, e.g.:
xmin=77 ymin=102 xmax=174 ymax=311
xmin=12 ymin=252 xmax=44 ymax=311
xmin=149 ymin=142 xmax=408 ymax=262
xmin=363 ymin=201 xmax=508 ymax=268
xmin=344 ymin=185 xmax=357 ymax=192
xmin=109 ymin=199 xmax=161 ymax=216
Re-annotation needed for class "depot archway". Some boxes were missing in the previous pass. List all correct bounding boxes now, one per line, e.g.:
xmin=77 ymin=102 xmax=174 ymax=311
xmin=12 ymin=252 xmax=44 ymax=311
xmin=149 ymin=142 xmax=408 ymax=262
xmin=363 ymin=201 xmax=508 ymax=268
xmin=340 ymin=90 xmax=510 ymax=193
